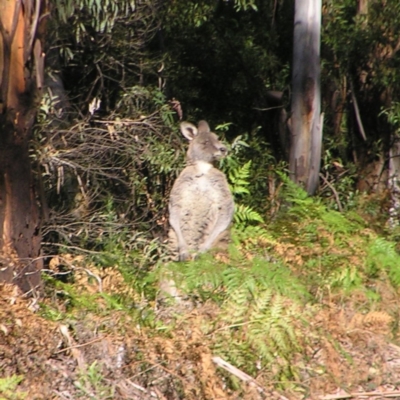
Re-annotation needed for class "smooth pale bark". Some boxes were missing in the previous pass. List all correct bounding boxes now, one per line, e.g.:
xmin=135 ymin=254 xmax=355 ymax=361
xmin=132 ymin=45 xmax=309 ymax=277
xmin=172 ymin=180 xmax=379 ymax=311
xmin=388 ymin=137 xmax=400 ymax=228
xmin=289 ymin=0 xmax=322 ymax=195
xmin=0 ymin=0 xmax=46 ymax=292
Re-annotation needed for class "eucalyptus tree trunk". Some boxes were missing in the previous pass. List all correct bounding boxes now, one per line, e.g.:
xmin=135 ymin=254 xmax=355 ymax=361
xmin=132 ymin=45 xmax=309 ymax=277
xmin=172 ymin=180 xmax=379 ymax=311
xmin=0 ymin=0 xmax=46 ymax=292
xmin=388 ymin=135 xmax=400 ymax=228
xmin=289 ymin=0 xmax=322 ymax=195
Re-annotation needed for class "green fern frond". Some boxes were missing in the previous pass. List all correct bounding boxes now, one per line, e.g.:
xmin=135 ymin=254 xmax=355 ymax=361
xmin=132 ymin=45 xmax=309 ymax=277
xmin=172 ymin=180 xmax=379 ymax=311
xmin=228 ymin=160 xmax=252 ymax=196
xmin=0 ymin=375 xmax=27 ymax=400
xmin=320 ymin=210 xmax=360 ymax=234
xmin=330 ymin=265 xmax=362 ymax=292
xmin=234 ymin=204 xmax=264 ymax=227
xmin=218 ymin=288 xmax=301 ymax=375
xmin=367 ymin=237 xmax=400 ymax=285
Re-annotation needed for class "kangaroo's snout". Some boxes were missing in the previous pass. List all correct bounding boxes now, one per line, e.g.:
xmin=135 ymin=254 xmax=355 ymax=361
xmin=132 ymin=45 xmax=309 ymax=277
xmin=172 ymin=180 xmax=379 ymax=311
xmin=213 ymin=144 xmax=227 ymax=160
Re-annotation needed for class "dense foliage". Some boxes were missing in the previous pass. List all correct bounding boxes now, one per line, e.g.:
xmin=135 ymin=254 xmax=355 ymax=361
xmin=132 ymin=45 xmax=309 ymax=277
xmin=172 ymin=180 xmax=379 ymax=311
xmin=37 ymin=0 xmax=400 ymax=247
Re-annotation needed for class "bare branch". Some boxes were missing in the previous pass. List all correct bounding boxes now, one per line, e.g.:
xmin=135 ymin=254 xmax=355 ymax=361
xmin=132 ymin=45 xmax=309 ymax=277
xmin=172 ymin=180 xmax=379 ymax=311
xmin=350 ymin=78 xmax=367 ymax=141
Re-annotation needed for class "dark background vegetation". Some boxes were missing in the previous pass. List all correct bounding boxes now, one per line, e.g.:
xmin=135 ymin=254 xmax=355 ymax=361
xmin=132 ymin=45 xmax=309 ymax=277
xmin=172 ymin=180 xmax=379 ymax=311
xmin=41 ymin=0 xmax=400 ymax=246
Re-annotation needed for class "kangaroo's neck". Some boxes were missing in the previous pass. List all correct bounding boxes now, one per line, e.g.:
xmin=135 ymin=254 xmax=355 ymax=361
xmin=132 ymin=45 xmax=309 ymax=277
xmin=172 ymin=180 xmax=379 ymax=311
xmin=188 ymin=160 xmax=213 ymax=174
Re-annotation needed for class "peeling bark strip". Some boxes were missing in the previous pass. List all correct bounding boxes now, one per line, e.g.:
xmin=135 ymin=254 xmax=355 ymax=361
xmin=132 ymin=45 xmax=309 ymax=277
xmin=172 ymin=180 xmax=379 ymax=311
xmin=289 ymin=0 xmax=322 ymax=195
xmin=0 ymin=0 xmax=47 ymax=292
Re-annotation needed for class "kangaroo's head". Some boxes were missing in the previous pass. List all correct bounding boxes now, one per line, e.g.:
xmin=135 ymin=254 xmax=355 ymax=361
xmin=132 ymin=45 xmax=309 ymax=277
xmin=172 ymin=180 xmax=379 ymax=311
xmin=180 ymin=120 xmax=227 ymax=165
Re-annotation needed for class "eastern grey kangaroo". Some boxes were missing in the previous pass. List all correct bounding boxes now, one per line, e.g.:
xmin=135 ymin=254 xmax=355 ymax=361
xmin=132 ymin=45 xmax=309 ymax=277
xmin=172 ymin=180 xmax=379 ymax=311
xmin=169 ymin=120 xmax=234 ymax=261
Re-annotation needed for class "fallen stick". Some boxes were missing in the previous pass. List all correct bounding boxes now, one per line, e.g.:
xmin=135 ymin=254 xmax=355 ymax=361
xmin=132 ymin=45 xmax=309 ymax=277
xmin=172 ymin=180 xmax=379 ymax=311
xmin=320 ymin=389 xmax=400 ymax=400
xmin=212 ymin=356 xmax=291 ymax=400
xmin=212 ymin=356 xmax=264 ymax=390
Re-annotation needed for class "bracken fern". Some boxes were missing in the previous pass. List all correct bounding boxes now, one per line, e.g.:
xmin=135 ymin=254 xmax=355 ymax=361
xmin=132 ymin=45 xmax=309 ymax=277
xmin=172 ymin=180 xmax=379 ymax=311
xmin=162 ymin=248 xmax=307 ymax=381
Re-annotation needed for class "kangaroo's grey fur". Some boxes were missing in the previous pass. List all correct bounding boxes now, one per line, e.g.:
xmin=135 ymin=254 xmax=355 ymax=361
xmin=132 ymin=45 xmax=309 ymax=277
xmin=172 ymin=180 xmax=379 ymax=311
xmin=168 ymin=120 xmax=234 ymax=261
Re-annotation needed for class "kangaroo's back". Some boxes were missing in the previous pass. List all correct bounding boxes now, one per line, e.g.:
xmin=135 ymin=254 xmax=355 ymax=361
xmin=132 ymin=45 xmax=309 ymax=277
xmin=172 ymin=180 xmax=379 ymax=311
xmin=168 ymin=121 xmax=234 ymax=261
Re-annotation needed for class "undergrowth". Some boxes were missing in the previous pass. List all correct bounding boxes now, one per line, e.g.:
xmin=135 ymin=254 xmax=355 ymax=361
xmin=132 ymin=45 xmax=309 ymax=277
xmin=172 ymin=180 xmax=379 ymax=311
xmin=0 ymin=375 xmax=27 ymax=400
xmin=38 ymin=174 xmax=400 ymax=397
xmin=74 ymin=361 xmax=115 ymax=399
xmin=154 ymin=175 xmax=400 ymax=385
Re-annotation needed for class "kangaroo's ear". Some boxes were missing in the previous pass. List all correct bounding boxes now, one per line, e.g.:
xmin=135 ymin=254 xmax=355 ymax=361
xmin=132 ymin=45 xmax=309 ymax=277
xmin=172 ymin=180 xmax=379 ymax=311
xmin=180 ymin=122 xmax=198 ymax=141
xmin=197 ymin=120 xmax=210 ymax=134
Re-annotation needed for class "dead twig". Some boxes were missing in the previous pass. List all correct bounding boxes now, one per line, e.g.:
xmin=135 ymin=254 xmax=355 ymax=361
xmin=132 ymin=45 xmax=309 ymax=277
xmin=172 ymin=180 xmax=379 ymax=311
xmin=350 ymin=79 xmax=367 ymax=141
xmin=212 ymin=356 xmax=266 ymax=392
xmin=58 ymin=324 xmax=86 ymax=370
xmin=146 ymin=361 xmax=187 ymax=383
xmin=55 ymin=331 xmax=104 ymax=355
xmin=320 ymin=390 xmax=400 ymax=400
xmin=319 ymin=173 xmax=343 ymax=212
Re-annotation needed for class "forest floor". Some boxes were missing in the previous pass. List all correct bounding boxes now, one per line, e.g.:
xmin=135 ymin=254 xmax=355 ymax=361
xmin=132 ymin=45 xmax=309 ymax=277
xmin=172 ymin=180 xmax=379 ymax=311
xmin=1 ymin=262 xmax=400 ymax=400
xmin=2 ymin=193 xmax=400 ymax=399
